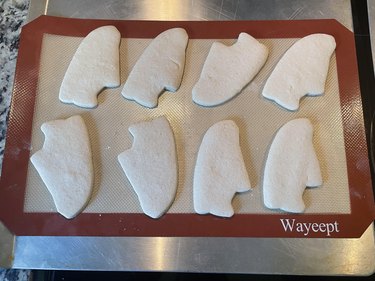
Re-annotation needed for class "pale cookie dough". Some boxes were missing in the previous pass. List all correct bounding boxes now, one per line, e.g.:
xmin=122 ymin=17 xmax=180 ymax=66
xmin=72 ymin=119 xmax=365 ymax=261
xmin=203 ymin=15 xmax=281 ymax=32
xmin=262 ymin=33 xmax=336 ymax=111
xmin=194 ymin=120 xmax=251 ymax=217
xmin=192 ymin=32 xmax=268 ymax=107
xmin=59 ymin=26 xmax=121 ymax=108
xmin=118 ymin=116 xmax=178 ymax=219
xmin=121 ymin=28 xmax=188 ymax=108
xmin=30 ymin=115 xmax=94 ymax=219
xmin=263 ymin=118 xmax=322 ymax=213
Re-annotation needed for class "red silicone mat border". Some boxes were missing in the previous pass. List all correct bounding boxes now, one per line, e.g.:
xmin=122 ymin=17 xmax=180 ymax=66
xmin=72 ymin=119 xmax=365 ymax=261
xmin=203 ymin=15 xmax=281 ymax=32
xmin=0 ymin=16 xmax=374 ymax=238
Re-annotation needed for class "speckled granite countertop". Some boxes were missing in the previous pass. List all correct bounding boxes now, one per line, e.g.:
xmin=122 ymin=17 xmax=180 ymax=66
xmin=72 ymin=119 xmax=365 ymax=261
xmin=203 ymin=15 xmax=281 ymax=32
xmin=1 ymin=0 xmax=29 ymax=171
xmin=1 ymin=0 xmax=31 ymax=279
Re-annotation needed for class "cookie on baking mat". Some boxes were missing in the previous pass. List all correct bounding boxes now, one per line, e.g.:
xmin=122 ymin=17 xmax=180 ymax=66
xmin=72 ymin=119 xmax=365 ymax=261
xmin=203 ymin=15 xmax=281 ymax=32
xmin=121 ymin=28 xmax=188 ymax=108
xmin=262 ymin=34 xmax=336 ymax=111
xmin=263 ymin=118 xmax=322 ymax=213
xmin=30 ymin=115 xmax=94 ymax=219
xmin=194 ymin=120 xmax=251 ymax=217
xmin=118 ymin=116 xmax=178 ymax=219
xmin=193 ymin=32 xmax=268 ymax=107
xmin=59 ymin=26 xmax=121 ymax=108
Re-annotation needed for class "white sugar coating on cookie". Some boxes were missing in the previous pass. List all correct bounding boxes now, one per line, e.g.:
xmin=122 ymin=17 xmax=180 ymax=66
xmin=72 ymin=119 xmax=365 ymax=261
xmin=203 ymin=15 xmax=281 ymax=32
xmin=192 ymin=32 xmax=268 ymax=107
xmin=193 ymin=120 xmax=251 ymax=217
xmin=262 ymin=33 xmax=336 ymax=111
xmin=117 ymin=116 xmax=178 ymax=219
xmin=30 ymin=115 xmax=94 ymax=219
xmin=121 ymin=28 xmax=188 ymax=108
xmin=263 ymin=118 xmax=322 ymax=213
xmin=59 ymin=26 xmax=121 ymax=108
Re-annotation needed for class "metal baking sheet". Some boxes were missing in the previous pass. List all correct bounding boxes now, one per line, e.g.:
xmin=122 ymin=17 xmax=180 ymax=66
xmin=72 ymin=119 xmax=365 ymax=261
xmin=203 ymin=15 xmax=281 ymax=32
xmin=4 ymin=0 xmax=373 ymax=275
xmin=0 ymin=16 xmax=373 ymax=238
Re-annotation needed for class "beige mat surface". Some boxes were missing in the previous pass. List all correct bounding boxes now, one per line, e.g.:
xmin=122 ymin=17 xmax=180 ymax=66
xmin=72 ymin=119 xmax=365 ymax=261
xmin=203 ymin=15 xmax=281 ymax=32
xmin=24 ymin=34 xmax=350 ymax=214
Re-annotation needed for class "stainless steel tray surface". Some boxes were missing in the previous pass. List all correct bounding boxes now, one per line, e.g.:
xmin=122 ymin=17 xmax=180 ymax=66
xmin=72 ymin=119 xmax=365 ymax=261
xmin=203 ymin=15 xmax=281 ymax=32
xmin=5 ymin=0 xmax=374 ymax=275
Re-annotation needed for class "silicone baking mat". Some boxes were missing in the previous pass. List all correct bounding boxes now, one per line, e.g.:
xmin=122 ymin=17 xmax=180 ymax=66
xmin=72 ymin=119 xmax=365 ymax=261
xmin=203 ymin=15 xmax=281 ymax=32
xmin=25 ymin=36 xmax=349 ymax=214
xmin=0 ymin=16 xmax=374 ymax=237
